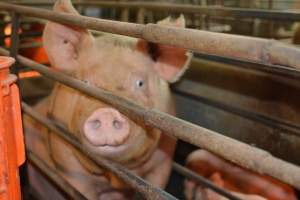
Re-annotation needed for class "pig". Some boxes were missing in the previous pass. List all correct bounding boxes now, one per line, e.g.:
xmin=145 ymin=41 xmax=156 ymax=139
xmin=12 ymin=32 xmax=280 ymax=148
xmin=184 ymin=150 xmax=297 ymax=200
xmin=24 ymin=0 xmax=192 ymax=199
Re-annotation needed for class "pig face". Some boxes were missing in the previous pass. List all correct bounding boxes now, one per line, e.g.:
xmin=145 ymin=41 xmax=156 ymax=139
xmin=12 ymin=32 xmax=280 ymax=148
xmin=43 ymin=0 xmax=192 ymax=164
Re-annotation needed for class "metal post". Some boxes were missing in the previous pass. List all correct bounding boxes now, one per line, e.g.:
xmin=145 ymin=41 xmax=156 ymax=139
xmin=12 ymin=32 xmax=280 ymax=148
xmin=121 ymin=8 xmax=129 ymax=22
xmin=136 ymin=8 xmax=145 ymax=24
xmin=268 ymin=0 xmax=274 ymax=38
xmin=9 ymin=12 xmax=20 ymax=75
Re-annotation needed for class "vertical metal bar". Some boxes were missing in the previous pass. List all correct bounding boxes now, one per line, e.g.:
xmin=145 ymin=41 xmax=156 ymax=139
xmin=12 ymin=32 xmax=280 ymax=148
xmin=268 ymin=0 xmax=274 ymax=38
xmin=136 ymin=8 xmax=145 ymax=24
xmin=9 ymin=12 xmax=20 ymax=75
xmin=121 ymin=8 xmax=129 ymax=22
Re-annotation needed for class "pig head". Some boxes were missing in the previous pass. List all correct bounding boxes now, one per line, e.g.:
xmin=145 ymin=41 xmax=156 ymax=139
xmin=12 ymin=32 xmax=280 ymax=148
xmin=25 ymin=0 xmax=192 ymax=199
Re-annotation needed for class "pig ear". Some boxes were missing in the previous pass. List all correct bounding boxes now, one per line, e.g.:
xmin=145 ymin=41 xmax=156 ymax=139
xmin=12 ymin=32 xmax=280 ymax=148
xmin=136 ymin=15 xmax=193 ymax=83
xmin=43 ymin=0 xmax=93 ymax=74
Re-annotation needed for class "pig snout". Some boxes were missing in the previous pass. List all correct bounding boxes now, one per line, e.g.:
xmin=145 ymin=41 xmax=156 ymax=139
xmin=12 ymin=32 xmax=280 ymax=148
xmin=83 ymin=108 xmax=130 ymax=147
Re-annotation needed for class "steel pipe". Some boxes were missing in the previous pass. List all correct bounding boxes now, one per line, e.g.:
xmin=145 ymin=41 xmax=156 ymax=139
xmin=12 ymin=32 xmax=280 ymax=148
xmin=172 ymin=163 xmax=243 ymax=200
xmin=9 ymin=12 xmax=20 ymax=75
xmin=22 ymin=102 xmax=176 ymax=200
xmin=1 ymin=3 xmax=300 ymax=70
xmin=172 ymin=78 xmax=300 ymax=138
xmin=27 ymin=150 xmax=88 ymax=200
xmin=193 ymin=54 xmax=300 ymax=81
xmin=10 ymin=1 xmax=300 ymax=21
xmin=0 ymin=48 xmax=299 ymax=189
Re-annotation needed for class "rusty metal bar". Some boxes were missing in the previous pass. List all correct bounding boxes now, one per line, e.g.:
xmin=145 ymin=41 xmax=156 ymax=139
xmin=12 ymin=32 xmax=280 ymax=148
xmin=22 ymin=102 xmax=177 ymax=200
xmin=172 ymin=163 xmax=242 ymax=200
xmin=0 ymin=48 xmax=299 ymax=190
xmin=27 ymin=150 xmax=88 ymax=200
xmin=1 ymin=3 xmax=300 ymax=70
xmin=10 ymin=1 xmax=300 ymax=22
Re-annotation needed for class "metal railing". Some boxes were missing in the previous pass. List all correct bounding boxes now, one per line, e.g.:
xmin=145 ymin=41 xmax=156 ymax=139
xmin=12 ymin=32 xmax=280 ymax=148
xmin=0 ymin=2 xmax=299 ymax=200
xmin=0 ymin=46 xmax=299 ymax=190
xmin=11 ymin=1 xmax=300 ymax=21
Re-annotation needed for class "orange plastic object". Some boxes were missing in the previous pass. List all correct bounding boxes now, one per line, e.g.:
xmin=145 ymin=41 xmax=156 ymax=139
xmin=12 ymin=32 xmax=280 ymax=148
xmin=0 ymin=56 xmax=25 ymax=200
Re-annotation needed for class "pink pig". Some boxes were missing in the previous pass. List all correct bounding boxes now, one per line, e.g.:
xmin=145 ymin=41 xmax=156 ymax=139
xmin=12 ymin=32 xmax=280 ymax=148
xmin=24 ymin=0 xmax=192 ymax=199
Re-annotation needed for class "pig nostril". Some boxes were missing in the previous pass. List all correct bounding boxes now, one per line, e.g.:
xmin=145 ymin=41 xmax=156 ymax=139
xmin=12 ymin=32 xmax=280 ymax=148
xmin=89 ymin=120 xmax=101 ymax=130
xmin=113 ymin=120 xmax=123 ymax=130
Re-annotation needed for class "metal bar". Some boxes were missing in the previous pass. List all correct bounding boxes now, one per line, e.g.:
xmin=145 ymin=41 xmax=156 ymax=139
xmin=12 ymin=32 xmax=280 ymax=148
xmin=10 ymin=1 xmax=300 ymax=22
xmin=27 ymin=150 xmax=88 ymax=200
xmin=0 ymin=31 xmax=43 ymax=41
xmin=0 ymin=3 xmax=144 ymax=38
xmin=9 ymin=12 xmax=20 ymax=75
xmin=136 ymin=8 xmax=145 ymax=24
xmin=193 ymin=54 xmax=300 ymax=81
xmin=13 ymin=40 xmax=300 ymax=94
xmin=22 ymin=102 xmax=176 ymax=200
xmin=18 ymin=42 xmax=42 ymax=49
xmin=120 ymin=8 xmax=129 ymax=22
xmin=172 ymin=83 xmax=300 ymax=138
xmin=0 ymin=48 xmax=299 ymax=190
xmin=1 ymin=3 xmax=300 ymax=70
xmin=172 ymin=163 xmax=242 ymax=200
xmin=0 ymin=18 xmax=45 ymax=26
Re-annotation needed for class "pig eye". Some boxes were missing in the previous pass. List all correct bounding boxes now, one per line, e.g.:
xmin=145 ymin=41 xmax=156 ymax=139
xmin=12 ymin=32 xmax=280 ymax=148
xmin=83 ymin=80 xmax=90 ymax=85
xmin=136 ymin=80 xmax=144 ymax=88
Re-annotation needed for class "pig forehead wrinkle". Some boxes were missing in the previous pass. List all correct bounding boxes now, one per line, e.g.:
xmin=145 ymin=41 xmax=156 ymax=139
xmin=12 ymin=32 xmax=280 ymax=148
xmin=90 ymin=45 xmax=155 ymax=75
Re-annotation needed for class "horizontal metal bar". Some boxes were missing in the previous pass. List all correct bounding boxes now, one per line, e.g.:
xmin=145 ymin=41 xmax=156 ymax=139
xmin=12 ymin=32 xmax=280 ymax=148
xmin=0 ymin=18 xmax=45 ymax=26
xmin=27 ymin=150 xmax=88 ymax=200
xmin=193 ymin=55 xmax=300 ymax=81
xmin=0 ymin=48 xmax=299 ymax=189
xmin=1 ymin=3 xmax=300 ymax=70
xmin=11 ymin=1 xmax=300 ymax=21
xmin=22 ymin=102 xmax=176 ymax=200
xmin=172 ymin=163 xmax=242 ymax=200
xmin=0 ymin=31 xmax=42 ymax=40
xmin=18 ymin=42 xmax=42 ymax=49
xmin=172 ymin=80 xmax=300 ymax=138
